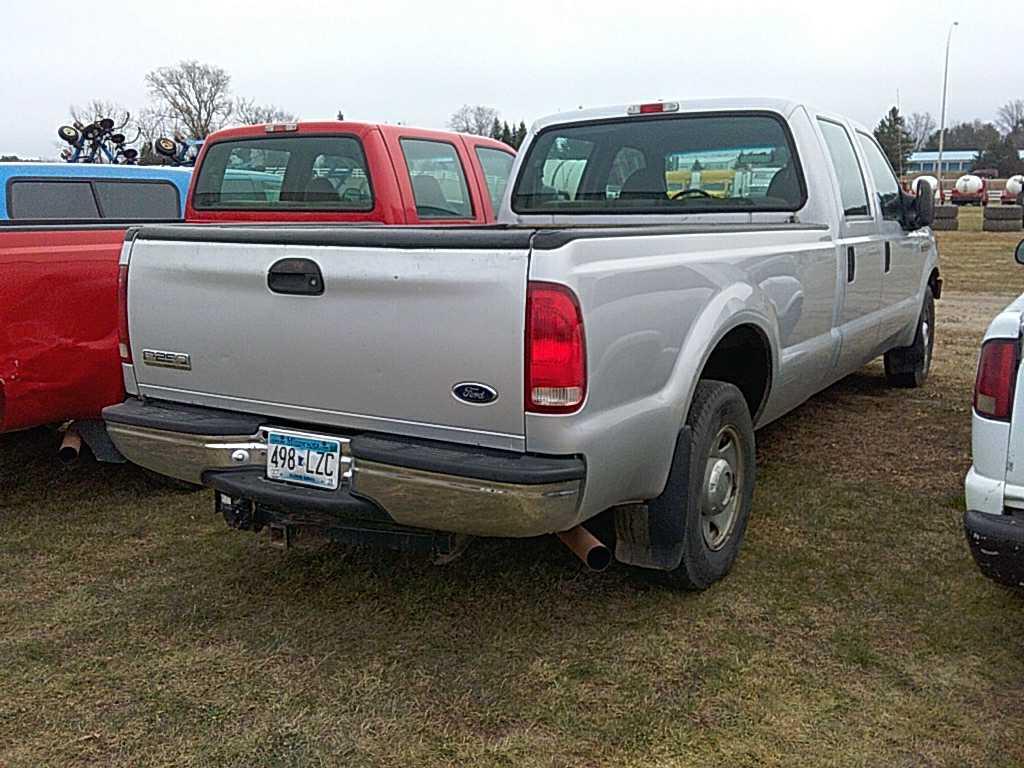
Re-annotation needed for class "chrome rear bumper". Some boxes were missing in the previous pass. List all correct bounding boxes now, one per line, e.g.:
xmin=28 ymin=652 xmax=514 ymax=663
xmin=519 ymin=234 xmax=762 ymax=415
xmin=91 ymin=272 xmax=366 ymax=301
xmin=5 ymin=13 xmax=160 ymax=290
xmin=105 ymin=416 xmax=584 ymax=538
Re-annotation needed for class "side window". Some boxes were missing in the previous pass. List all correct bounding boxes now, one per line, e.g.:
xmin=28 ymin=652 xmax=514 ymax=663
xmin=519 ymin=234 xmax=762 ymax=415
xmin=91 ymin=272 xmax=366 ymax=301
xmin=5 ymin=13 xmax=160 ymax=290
xmin=93 ymin=181 xmax=180 ymax=219
xmin=818 ymin=120 xmax=870 ymax=217
xmin=400 ymin=139 xmax=473 ymax=219
xmin=8 ymin=180 xmax=100 ymax=219
xmin=474 ymin=147 xmax=515 ymax=211
xmin=856 ymin=133 xmax=902 ymax=220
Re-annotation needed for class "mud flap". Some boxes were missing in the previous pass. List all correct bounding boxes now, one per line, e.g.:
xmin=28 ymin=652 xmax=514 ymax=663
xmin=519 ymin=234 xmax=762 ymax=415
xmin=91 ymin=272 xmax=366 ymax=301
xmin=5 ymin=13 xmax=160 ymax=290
xmin=614 ymin=426 xmax=691 ymax=571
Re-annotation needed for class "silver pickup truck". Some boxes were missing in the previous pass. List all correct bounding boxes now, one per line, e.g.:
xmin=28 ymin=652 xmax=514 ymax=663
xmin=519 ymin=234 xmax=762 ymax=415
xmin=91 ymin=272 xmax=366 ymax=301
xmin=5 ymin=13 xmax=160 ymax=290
xmin=104 ymin=98 xmax=940 ymax=589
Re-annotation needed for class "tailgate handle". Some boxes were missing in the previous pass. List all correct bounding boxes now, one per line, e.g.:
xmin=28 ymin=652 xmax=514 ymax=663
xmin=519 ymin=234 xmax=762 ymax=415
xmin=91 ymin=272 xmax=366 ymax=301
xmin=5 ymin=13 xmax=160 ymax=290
xmin=267 ymin=258 xmax=324 ymax=296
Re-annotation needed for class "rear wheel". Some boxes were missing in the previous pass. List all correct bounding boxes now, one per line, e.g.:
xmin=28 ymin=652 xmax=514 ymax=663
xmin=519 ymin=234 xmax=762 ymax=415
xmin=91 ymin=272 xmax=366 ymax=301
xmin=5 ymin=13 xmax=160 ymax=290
xmin=884 ymin=286 xmax=935 ymax=388
xmin=654 ymin=380 xmax=756 ymax=590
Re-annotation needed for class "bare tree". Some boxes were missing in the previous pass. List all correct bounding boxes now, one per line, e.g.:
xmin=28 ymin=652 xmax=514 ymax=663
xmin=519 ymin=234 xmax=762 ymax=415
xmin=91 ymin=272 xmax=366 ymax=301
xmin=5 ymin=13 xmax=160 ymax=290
xmin=996 ymin=99 xmax=1024 ymax=137
xmin=233 ymin=98 xmax=297 ymax=126
xmin=144 ymin=60 xmax=233 ymax=139
xmin=906 ymin=112 xmax=936 ymax=152
xmin=449 ymin=105 xmax=499 ymax=136
xmin=70 ymin=99 xmax=131 ymax=126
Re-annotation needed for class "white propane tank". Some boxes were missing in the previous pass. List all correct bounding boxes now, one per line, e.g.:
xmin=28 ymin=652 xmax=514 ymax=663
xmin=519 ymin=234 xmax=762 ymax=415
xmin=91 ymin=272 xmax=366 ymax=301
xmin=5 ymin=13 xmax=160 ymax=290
xmin=955 ymin=174 xmax=984 ymax=195
xmin=1008 ymin=176 xmax=1024 ymax=197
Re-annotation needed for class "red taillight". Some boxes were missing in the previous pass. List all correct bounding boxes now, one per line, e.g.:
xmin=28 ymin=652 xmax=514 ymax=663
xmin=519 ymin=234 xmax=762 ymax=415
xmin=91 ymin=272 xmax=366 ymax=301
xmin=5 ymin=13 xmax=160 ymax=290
xmin=974 ymin=339 xmax=1019 ymax=421
xmin=526 ymin=282 xmax=586 ymax=414
xmin=117 ymin=263 xmax=131 ymax=363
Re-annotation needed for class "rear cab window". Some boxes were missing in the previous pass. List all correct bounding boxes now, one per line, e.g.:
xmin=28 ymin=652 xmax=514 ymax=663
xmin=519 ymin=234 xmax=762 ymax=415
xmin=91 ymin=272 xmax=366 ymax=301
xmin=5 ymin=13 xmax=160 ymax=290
xmin=512 ymin=112 xmax=806 ymax=214
xmin=400 ymin=138 xmax=473 ymax=219
xmin=8 ymin=178 xmax=181 ymax=220
xmin=192 ymin=135 xmax=373 ymax=211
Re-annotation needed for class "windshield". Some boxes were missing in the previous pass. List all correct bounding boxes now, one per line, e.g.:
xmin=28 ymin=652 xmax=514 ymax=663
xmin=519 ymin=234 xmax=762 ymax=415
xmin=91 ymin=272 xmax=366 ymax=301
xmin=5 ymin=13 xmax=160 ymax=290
xmin=192 ymin=135 xmax=373 ymax=211
xmin=511 ymin=113 xmax=805 ymax=214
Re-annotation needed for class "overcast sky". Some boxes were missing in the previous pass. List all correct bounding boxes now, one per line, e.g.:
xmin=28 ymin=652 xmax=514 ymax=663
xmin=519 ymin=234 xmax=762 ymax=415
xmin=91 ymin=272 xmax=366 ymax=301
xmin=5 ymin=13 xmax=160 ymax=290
xmin=2 ymin=0 xmax=1021 ymax=158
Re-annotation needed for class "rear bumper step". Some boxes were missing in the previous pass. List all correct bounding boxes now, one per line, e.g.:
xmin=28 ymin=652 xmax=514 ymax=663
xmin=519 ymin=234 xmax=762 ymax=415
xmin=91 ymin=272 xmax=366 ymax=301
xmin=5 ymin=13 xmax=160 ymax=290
xmin=104 ymin=398 xmax=586 ymax=538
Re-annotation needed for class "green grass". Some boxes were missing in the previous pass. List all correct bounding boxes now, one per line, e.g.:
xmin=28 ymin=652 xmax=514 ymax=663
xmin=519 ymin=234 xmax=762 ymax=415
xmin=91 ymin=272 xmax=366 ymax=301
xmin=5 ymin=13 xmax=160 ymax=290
xmin=3 ymin=229 xmax=1024 ymax=766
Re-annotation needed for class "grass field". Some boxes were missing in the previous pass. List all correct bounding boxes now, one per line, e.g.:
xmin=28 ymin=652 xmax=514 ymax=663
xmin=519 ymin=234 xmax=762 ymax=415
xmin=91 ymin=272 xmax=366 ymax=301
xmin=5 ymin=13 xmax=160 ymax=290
xmin=3 ymin=212 xmax=1024 ymax=767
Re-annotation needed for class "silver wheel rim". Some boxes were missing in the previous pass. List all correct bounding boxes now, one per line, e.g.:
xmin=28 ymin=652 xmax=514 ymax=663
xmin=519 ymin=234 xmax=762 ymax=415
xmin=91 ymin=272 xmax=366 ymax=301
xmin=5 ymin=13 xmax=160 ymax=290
xmin=701 ymin=425 xmax=743 ymax=551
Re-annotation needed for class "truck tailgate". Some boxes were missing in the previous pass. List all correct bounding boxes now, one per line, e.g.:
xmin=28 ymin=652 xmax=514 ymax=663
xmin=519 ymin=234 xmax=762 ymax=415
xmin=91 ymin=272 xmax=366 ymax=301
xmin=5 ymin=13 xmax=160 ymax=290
xmin=124 ymin=228 xmax=532 ymax=450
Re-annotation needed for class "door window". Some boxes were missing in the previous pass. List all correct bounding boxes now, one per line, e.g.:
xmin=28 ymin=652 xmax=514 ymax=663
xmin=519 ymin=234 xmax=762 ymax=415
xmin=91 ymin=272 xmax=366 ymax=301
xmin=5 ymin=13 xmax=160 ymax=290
xmin=817 ymin=120 xmax=870 ymax=217
xmin=856 ymin=133 xmax=902 ymax=220
xmin=401 ymin=139 xmax=473 ymax=219
xmin=474 ymin=146 xmax=515 ymax=211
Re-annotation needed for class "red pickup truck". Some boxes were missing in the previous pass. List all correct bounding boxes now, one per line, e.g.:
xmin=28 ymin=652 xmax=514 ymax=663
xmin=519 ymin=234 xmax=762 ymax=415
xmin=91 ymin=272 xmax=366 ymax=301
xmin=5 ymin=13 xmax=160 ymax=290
xmin=0 ymin=123 xmax=515 ymax=455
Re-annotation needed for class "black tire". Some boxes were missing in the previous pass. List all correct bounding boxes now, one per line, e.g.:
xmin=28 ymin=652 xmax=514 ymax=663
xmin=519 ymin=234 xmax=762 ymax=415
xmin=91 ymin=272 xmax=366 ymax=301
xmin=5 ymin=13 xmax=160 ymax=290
xmin=984 ymin=204 xmax=1023 ymax=221
xmin=884 ymin=286 xmax=935 ymax=388
xmin=983 ymin=219 xmax=1023 ymax=233
xmin=933 ymin=204 xmax=959 ymax=220
xmin=654 ymin=380 xmax=756 ymax=590
xmin=932 ymin=219 xmax=959 ymax=231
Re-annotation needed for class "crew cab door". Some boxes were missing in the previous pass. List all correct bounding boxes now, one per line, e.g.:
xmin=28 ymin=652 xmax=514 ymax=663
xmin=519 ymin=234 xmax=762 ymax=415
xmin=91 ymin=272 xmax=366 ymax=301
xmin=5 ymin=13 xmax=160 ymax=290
xmin=817 ymin=118 xmax=884 ymax=374
xmin=856 ymin=132 xmax=927 ymax=347
xmin=462 ymin=138 xmax=516 ymax=222
xmin=380 ymin=128 xmax=489 ymax=224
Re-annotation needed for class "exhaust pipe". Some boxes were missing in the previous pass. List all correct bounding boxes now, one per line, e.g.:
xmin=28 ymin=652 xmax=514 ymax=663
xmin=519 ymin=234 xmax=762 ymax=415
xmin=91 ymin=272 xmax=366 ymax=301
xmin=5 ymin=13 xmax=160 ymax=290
xmin=58 ymin=428 xmax=82 ymax=464
xmin=557 ymin=525 xmax=612 ymax=572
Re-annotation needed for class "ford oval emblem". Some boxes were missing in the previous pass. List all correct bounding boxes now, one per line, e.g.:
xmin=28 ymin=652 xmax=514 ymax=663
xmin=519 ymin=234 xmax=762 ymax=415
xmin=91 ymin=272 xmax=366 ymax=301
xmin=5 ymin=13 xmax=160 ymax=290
xmin=452 ymin=382 xmax=499 ymax=405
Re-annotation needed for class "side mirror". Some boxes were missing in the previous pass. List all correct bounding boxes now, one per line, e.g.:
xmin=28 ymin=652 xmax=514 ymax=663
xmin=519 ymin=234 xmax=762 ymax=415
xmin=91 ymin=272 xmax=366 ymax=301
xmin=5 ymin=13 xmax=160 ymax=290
xmin=1015 ymin=239 xmax=1024 ymax=266
xmin=912 ymin=179 xmax=935 ymax=229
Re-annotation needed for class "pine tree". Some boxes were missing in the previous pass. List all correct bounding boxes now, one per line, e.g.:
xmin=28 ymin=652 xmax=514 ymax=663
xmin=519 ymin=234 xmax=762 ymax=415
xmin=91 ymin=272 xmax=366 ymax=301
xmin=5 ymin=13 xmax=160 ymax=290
xmin=873 ymin=106 xmax=913 ymax=175
xmin=514 ymin=121 xmax=528 ymax=149
xmin=499 ymin=122 xmax=513 ymax=147
xmin=973 ymin=135 xmax=1024 ymax=177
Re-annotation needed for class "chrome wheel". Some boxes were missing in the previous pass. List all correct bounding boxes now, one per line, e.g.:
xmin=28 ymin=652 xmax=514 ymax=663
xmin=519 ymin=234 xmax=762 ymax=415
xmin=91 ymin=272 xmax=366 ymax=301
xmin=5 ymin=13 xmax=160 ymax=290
xmin=701 ymin=425 xmax=743 ymax=551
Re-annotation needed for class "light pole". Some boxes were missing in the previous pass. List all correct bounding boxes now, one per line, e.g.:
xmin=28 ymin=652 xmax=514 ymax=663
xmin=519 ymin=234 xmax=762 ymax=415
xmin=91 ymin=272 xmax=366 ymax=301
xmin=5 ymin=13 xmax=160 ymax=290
xmin=936 ymin=21 xmax=959 ymax=197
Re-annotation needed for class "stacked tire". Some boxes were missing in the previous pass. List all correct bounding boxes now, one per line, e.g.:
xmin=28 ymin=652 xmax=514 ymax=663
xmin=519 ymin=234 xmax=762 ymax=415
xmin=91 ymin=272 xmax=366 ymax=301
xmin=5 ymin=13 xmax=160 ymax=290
xmin=932 ymin=204 xmax=959 ymax=231
xmin=983 ymin=205 xmax=1024 ymax=233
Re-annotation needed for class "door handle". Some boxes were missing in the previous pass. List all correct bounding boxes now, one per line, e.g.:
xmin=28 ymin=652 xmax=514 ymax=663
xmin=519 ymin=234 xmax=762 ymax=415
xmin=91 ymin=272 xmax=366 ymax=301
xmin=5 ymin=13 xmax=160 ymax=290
xmin=846 ymin=246 xmax=855 ymax=283
xmin=267 ymin=258 xmax=324 ymax=296
xmin=884 ymin=242 xmax=892 ymax=273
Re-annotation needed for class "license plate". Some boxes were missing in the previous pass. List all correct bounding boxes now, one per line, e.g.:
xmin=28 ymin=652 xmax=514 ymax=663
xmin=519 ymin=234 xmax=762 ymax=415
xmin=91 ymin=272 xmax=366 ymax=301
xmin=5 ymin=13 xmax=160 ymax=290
xmin=265 ymin=429 xmax=342 ymax=490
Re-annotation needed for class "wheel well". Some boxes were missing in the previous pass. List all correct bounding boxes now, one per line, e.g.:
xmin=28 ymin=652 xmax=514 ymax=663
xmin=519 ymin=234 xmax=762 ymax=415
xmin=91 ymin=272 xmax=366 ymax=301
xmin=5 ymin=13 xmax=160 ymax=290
xmin=699 ymin=325 xmax=771 ymax=419
xmin=929 ymin=268 xmax=942 ymax=300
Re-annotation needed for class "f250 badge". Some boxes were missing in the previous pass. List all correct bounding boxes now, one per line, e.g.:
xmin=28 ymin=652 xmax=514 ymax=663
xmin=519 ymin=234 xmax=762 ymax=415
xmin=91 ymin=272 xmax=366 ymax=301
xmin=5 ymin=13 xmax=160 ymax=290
xmin=452 ymin=382 xmax=498 ymax=405
xmin=142 ymin=349 xmax=192 ymax=370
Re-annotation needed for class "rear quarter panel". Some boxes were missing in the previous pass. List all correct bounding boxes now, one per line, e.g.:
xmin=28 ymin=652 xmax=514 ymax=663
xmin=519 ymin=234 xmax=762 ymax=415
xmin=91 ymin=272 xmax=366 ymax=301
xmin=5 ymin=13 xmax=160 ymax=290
xmin=0 ymin=227 xmax=125 ymax=431
xmin=526 ymin=226 xmax=837 ymax=522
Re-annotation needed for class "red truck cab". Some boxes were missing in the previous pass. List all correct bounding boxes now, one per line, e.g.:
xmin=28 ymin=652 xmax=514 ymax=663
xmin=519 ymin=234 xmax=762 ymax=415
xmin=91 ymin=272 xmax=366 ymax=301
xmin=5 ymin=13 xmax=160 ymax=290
xmin=0 ymin=123 xmax=515 ymax=444
xmin=186 ymin=122 xmax=515 ymax=224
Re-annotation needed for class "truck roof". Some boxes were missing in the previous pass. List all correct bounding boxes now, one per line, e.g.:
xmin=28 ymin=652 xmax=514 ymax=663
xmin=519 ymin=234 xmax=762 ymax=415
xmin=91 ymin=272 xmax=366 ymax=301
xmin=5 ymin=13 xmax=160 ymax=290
xmin=201 ymin=121 xmax=512 ymax=150
xmin=0 ymin=162 xmax=192 ymax=183
xmin=531 ymin=98 xmax=806 ymax=133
